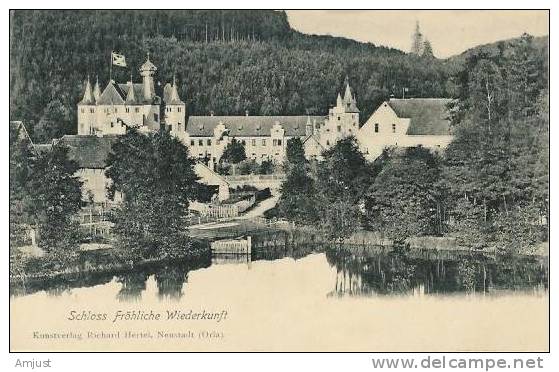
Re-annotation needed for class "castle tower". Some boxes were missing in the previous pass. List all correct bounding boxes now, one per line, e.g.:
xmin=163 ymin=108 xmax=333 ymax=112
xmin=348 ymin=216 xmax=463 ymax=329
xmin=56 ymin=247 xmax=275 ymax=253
xmin=125 ymin=80 xmax=136 ymax=104
xmin=80 ymin=76 xmax=94 ymax=105
xmin=93 ymin=76 xmax=101 ymax=102
xmin=139 ymin=53 xmax=157 ymax=101
xmin=336 ymin=93 xmax=343 ymax=108
xmin=77 ymin=76 xmax=95 ymax=135
xmin=164 ymin=75 xmax=186 ymax=136
xmin=320 ymin=76 xmax=360 ymax=148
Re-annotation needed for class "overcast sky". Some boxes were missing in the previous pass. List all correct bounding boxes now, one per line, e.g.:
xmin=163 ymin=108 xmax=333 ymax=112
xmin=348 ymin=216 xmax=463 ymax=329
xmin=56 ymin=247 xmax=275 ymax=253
xmin=286 ymin=10 xmax=549 ymax=58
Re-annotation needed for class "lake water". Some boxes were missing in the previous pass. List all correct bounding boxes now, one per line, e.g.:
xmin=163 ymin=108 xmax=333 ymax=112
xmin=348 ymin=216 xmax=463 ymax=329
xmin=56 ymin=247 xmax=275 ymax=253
xmin=10 ymin=246 xmax=549 ymax=351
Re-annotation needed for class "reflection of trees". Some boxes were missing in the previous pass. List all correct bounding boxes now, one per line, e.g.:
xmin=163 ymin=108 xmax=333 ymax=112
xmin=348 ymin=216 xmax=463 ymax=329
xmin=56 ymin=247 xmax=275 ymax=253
xmin=154 ymin=265 xmax=189 ymax=300
xmin=116 ymin=271 xmax=149 ymax=302
xmin=325 ymin=248 xmax=548 ymax=296
xmin=153 ymin=255 xmax=212 ymax=300
xmin=251 ymin=243 xmax=316 ymax=262
xmin=11 ymin=271 xmax=115 ymax=297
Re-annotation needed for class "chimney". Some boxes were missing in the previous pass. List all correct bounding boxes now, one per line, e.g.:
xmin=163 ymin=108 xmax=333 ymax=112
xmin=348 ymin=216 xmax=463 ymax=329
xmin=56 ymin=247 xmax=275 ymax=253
xmin=210 ymin=110 xmax=214 ymax=117
xmin=245 ymin=110 xmax=249 ymax=117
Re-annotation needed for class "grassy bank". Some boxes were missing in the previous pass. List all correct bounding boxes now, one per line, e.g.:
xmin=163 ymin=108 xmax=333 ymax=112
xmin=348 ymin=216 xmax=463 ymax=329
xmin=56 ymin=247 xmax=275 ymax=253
xmin=9 ymin=239 xmax=211 ymax=285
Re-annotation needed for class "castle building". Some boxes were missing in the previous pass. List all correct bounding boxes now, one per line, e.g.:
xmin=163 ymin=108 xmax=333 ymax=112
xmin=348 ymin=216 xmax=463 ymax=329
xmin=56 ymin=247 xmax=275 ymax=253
xmin=77 ymin=55 xmax=185 ymax=136
xmin=356 ymin=98 xmax=454 ymax=159
xmin=303 ymin=77 xmax=360 ymax=159
xmin=69 ymin=54 xmax=454 ymax=203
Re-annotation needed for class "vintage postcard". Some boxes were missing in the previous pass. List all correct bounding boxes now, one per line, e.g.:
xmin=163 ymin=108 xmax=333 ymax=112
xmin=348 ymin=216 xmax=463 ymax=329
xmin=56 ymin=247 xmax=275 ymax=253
xmin=9 ymin=9 xmax=549 ymax=352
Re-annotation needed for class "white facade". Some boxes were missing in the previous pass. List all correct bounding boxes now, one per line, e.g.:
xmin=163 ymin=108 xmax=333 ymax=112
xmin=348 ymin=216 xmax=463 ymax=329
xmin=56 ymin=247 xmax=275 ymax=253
xmin=315 ymin=82 xmax=360 ymax=149
xmin=77 ymin=55 xmax=185 ymax=136
xmin=357 ymin=99 xmax=454 ymax=160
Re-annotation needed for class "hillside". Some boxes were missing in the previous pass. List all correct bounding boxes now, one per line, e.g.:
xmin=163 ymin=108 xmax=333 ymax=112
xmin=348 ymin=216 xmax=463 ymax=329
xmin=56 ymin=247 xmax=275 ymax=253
xmin=446 ymin=34 xmax=549 ymax=66
xmin=10 ymin=10 xmax=455 ymax=142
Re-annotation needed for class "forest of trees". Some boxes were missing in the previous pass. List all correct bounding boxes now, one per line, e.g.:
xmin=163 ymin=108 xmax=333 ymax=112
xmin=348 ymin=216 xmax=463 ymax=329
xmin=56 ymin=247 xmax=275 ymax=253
xmin=277 ymin=34 xmax=549 ymax=254
xmin=10 ymin=10 xmax=455 ymax=143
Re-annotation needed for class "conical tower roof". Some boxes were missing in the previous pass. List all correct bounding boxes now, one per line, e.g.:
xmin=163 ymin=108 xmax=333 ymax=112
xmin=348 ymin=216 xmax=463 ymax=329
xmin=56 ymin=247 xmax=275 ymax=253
xmin=125 ymin=81 xmax=136 ymax=104
xmin=93 ymin=76 xmax=101 ymax=102
xmin=79 ymin=76 xmax=94 ymax=105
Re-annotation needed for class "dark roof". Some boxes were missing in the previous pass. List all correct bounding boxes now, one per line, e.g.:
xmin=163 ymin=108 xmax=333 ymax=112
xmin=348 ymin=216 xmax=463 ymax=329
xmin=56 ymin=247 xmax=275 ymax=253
xmin=186 ymin=116 xmax=324 ymax=137
xmin=387 ymin=98 xmax=453 ymax=135
xmin=57 ymin=135 xmax=118 ymax=169
xmin=96 ymin=83 xmax=126 ymax=105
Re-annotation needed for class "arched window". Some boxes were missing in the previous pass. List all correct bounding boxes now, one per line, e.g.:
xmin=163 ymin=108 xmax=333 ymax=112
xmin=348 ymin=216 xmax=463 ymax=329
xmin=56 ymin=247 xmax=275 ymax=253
xmin=374 ymin=123 xmax=379 ymax=133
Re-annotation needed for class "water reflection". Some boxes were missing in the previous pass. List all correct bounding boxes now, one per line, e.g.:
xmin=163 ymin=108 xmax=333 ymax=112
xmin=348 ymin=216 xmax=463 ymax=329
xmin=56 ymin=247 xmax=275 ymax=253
xmin=325 ymin=247 xmax=548 ymax=297
xmin=115 ymin=271 xmax=149 ymax=302
xmin=10 ymin=244 xmax=548 ymax=301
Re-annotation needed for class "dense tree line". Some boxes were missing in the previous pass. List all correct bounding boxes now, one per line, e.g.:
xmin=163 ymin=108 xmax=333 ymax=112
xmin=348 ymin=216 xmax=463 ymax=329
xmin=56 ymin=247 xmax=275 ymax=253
xmin=10 ymin=10 xmax=455 ymax=143
xmin=9 ymin=125 xmax=83 ymax=271
xmin=277 ymin=34 xmax=549 ymax=254
xmin=105 ymin=128 xmax=201 ymax=261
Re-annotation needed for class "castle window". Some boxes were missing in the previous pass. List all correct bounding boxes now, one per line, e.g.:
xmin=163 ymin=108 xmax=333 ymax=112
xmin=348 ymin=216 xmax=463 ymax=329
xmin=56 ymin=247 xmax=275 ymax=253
xmin=337 ymin=116 xmax=341 ymax=121
xmin=190 ymin=140 xmax=195 ymax=146
xmin=315 ymin=123 xmax=320 ymax=129
xmin=126 ymin=107 xmax=130 ymax=113
xmin=273 ymin=139 xmax=277 ymax=146
xmin=81 ymin=108 xmax=84 ymax=113
xmin=154 ymin=113 xmax=159 ymax=122
xmin=337 ymin=125 xmax=341 ymax=132
xmin=375 ymin=123 xmax=379 ymax=133
xmin=392 ymin=123 xmax=396 ymax=133
xmin=326 ymin=140 xmax=330 ymax=146
xmin=135 ymin=107 xmax=140 ymax=113
xmin=241 ymin=140 xmax=246 ymax=145
xmin=199 ymin=140 xmax=203 ymax=146
xmin=207 ymin=139 xmax=211 ymax=146
xmin=178 ymin=107 xmax=182 ymax=113
xmin=262 ymin=139 xmax=266 ymax=146
xmin=110 ymin=122 xmax=114 ymax=128
xmin=90 ymin=108 xmax=95 ymax=113
xmin=114 ymin=108 xmax=118 ymax=113
xmin=278 ymin=139 xmax=282 ymax=146
xmin=252 ymin=139 xmax=256 ymax=146
xmin=178 ymin=122 xmax=182 ymax=130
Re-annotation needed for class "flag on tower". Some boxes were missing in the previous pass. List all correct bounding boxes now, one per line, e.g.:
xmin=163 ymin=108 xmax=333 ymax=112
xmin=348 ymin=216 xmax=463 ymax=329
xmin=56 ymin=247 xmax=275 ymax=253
xmin=112 ymin=52 xmax=127 ymax=67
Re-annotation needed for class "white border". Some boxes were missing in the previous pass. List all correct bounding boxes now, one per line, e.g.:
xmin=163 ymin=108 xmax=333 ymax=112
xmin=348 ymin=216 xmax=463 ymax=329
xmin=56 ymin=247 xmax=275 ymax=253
xmin=1 ymin=2 xmax=555 ymax=371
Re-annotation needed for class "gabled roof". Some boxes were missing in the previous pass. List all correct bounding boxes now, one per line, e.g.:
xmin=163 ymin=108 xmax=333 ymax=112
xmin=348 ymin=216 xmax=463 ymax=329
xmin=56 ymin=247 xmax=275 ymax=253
xmin=186 ymin=116 xmax=325 ymax=137
xmin=9 ymin=121 xmax=33 ymax=146
xmin=387 ymin=98 xmax=453 ymax=135
xmin=96 ymin=82 xmax=126 ymax=105
xmin=56 ymin=135 xmax=119 ymax=169
xmin=302 ymin=133 xmax=325 ymax=149
xmin=163 ymin=82 xmax=184 ymax=105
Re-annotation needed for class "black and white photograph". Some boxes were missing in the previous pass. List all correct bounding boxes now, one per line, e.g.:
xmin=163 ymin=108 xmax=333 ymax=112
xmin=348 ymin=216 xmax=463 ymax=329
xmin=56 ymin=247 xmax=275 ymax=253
xmin=7 ymin=8 xmax=550 ymax=355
